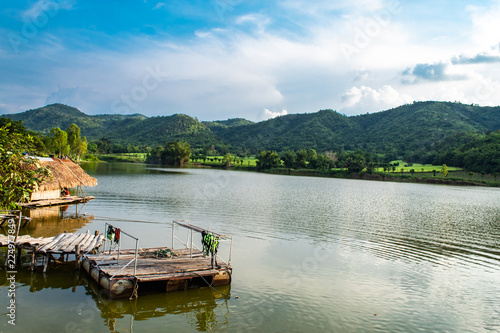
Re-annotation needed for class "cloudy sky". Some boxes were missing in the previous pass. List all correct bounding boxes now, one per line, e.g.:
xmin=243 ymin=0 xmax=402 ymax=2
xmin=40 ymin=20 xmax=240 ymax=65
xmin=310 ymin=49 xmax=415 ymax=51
xmin=1 ymin=0 xmax=499 ymax=121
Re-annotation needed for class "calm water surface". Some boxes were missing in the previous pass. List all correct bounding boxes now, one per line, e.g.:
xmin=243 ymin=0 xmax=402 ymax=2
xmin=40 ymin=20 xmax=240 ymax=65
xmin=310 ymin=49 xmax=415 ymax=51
xmin=1 ymin=163 xmax=500 ymax=332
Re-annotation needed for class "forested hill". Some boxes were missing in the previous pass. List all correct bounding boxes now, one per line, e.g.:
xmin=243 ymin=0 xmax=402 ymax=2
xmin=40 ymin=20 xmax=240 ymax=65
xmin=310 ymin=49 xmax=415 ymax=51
xmin=2 ymin=102 xmax=499 ymax=159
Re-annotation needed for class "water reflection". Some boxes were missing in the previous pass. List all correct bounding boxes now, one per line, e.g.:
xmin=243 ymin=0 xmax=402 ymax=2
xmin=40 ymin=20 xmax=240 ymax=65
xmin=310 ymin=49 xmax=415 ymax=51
xmin=0 ymin=204 xmax=95 ymax=239
xmin=84 ymin=274 xmax=231 ymax=332
xmin=20 ymin=204 xmax=94 ymax=237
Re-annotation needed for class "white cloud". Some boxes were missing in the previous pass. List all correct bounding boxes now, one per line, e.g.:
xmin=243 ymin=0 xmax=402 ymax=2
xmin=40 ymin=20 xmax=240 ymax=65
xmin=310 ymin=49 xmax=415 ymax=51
xmin=22 ymin=0 xmax=75 ymax=20
xmin=262 ymin=108 xmax=288 ymax=120
xmin=467 ymin=2 xmax=500 ymax=49
xmin=340 ymin=85 xmax=413 ymax=114
xmin=153 ymin=2 xmax=165 ymax=10
xmin=235 ymin=13 xmax=271 ymax=32
xmin=3 ymin=0 xmax=500 ymax=122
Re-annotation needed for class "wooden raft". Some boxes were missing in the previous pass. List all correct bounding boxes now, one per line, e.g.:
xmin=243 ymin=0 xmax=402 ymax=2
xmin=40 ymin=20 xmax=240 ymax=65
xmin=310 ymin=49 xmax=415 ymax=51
xmin=82 ymin=248 xmax=232 ymax=299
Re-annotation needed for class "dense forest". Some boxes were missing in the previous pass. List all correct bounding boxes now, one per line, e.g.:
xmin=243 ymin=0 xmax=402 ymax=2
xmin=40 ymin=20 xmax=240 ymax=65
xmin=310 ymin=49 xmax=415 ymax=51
xmin=2 ymin=101 xmax=499 ymax=173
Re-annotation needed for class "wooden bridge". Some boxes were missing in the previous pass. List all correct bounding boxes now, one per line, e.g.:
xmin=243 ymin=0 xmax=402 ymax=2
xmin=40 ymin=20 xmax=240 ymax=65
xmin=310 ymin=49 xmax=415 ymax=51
xmin=0 ymin=231 xmax=105 ymax=272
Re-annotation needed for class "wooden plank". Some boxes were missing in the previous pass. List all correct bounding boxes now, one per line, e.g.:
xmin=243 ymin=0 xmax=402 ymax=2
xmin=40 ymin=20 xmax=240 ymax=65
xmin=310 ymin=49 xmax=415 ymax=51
xmin=99 ymin=258 xmax=219 ymax=277
xmin=76 ymin=233 xmax=99 ymax=253
xmin=37 ymin=233 xmax=71 ymax=252
xmin=74 ymin=233 xmax=94 ymax=253
xmin=38 ymin=233 xmax=75 ymax=253
xmin=81 ymin=234 xmax=104 ymax=253
xmin=21 ymin=196 xmax=95 ymax=208
xmin=0 ymin=235 xmax=54 ymax=247
xmin=60 ymin=233 xmax=88 ymax=253
xmin=17 ymin=236 xmax=54 ymax=246
xmin=135 ymin=269 xmax=222 ymax=282
xmin=47 ymin=233 xmax=81 ymax=253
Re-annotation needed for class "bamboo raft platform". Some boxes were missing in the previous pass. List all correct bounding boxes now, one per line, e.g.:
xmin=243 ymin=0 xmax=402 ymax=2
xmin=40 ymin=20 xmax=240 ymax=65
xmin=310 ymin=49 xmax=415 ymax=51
xmin=20 ymin=195 xmax=95 ymax=208
xmin=81 ymin=221 xmax=233 ymax=299
xmin=1 ymin=231 xmax=105 ymax=272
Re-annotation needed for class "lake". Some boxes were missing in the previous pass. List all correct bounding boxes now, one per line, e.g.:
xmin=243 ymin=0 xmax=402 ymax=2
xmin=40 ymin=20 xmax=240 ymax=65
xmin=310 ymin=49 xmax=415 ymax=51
xmin=2 ymin=162 xmax=500 ymax=332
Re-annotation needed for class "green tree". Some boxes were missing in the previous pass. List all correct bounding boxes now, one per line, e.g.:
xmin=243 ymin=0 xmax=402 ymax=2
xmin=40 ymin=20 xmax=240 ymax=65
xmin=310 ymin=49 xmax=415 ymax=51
xmin=67 ymin=123 xmax=82 ymax=159
xmin=49 ymin=127 xmax=70 ymax=157
xmin=440 ymin=164 xmax=449 ymax=177
xmin=296 ymin=149 xmax=308 ymax=169
xmin=340 ymin=151 xmax=365 ymax=174
xmin=222 ymin=153 xmax=234 ymax=167
xmin=365 ymin=161 xmax=377 ymax=175
xmin=78 ymin=137 xmax=88 ymax=160
xmin=281 ymin=150 xmax=296 ymax=168
xmin=161 ymin=141 xmax=191 ymax=167
xmin=256 ymin=150 xmax=281 ymax=170
xmin=0 ymin=121 xmax=49 ymax=209
xmin=311 ymin=154 xmax=333 ymax=170
xmin=146 ymin=145 xmax=164 ymax=164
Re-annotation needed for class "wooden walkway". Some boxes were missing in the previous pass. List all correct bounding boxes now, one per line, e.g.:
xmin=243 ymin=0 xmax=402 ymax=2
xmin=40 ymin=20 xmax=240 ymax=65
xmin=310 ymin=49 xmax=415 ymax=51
xmin=20 ymin=196 xmax=95 ymax=208
xmin=0 ymin=214 xmax=31 ymax=227
xmin=1 ymin=231 xmax=104 ymax=272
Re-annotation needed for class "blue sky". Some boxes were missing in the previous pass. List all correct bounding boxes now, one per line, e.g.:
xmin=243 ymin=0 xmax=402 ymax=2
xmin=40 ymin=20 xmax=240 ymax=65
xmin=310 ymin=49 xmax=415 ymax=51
xmin=1 ymin=0 xmax=500 ymax=121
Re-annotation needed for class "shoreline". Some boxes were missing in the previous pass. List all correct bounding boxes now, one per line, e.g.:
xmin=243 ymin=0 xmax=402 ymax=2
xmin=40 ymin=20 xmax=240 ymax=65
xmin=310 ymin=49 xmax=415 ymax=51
xmin=199 ymin=165 xmax=497 ymax=187
xmin=82 ymin=159 xmax=499 ymax=187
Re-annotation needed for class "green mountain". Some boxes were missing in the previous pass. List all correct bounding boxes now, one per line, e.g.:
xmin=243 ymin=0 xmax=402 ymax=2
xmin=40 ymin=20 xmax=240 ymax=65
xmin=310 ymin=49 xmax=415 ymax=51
xmin=213 ymin=109 xmax=357 ymax=152
xmin=5 ymin=103 xmax=148 ymax=139
xmin=214 ymin=102 xmax=500 ymax=155
xmin=2 ymin=102 xmax=499 ymax=160
xmin=106 ymin=114 xmax=220 ymax=147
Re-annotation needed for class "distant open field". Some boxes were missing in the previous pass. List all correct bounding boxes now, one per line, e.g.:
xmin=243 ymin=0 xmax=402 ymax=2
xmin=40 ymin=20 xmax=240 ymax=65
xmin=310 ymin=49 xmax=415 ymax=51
xmin=379 ymin=160 xmax=462 ymax=173
xmin=192 ymin=156 xmax=258 ymax=167
xmin=96 ymin=153 xmax=148 ymax=163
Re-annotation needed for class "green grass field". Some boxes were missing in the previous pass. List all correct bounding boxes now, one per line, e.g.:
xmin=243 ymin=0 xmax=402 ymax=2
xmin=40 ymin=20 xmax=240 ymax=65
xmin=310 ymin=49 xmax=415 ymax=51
xmin=191 ymin=156 xmax=258 ymax=167
xmin=379 ymin=160 xmax=462 ymax=173
xmin=97 ymin=153 xmax=148 ymax=163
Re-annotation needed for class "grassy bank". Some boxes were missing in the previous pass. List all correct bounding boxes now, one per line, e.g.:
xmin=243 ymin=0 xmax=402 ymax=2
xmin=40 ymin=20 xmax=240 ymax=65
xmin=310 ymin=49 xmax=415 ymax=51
xmin=94 ymin=153 xmax=148 ymax=163
xmin=86 ymin=154 xmax=499 ymax=187
xmin=259 ymin=168 xmax=498 ymax=187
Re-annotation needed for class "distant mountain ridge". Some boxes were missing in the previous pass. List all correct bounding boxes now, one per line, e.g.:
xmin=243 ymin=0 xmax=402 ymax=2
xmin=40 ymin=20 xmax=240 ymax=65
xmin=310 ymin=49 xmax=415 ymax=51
xmin=2 ymin=102 xmax=499 ymax=157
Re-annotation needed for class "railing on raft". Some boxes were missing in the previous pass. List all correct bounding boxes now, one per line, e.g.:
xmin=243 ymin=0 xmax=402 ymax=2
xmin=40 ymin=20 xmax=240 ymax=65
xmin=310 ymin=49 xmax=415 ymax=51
xmin=172 ymin=220 xmax=233 ymax=266
xmin=96 ymin=223 xmax=139 ymax=277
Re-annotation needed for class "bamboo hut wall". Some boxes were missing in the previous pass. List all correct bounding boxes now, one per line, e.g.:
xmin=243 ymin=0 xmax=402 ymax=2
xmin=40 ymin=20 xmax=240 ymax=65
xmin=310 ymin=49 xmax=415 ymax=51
xmin=31 ymin=189 xmax=60 ymax=201
xmin=24 ymin=206 xmax=60 ymax=218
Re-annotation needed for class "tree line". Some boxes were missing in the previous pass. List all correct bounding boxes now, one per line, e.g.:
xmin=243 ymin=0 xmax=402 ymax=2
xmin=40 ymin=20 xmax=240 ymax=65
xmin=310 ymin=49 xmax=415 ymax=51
xmin=3 ymin=119 xmax=89 ymax=161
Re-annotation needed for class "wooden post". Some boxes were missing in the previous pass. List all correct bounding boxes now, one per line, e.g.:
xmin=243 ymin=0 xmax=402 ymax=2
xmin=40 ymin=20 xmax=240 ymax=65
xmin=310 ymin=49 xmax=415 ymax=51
xmin=14 ymin=211 xmax=22 ymax=243
xmin=43 ymin=254 xmax=50 ymax=273
xmin=94 ymin=230 xmax=99 ymax=253
xmin=15 ymin=246 xmax=22 ymax=265
xmin=31 ymin=246 xmax=38 ymax=271
xmin=75 ymin=244 xmax=81 ymax=270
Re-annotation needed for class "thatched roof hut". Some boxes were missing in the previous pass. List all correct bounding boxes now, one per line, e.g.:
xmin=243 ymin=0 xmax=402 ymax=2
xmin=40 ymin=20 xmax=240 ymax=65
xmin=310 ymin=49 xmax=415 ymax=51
xmin=35 ymin=157 xmax=97 ymax=191
xmin=29 ymin=157 xmax=97 ymax=201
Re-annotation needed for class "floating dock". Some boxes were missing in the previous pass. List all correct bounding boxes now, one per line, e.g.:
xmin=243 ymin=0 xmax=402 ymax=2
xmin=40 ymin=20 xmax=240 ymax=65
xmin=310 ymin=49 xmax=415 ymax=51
xmin=20 ymin=195 xmax=95 ymax=208
xmin=81 ymin=221 xmax=233 ymax=299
